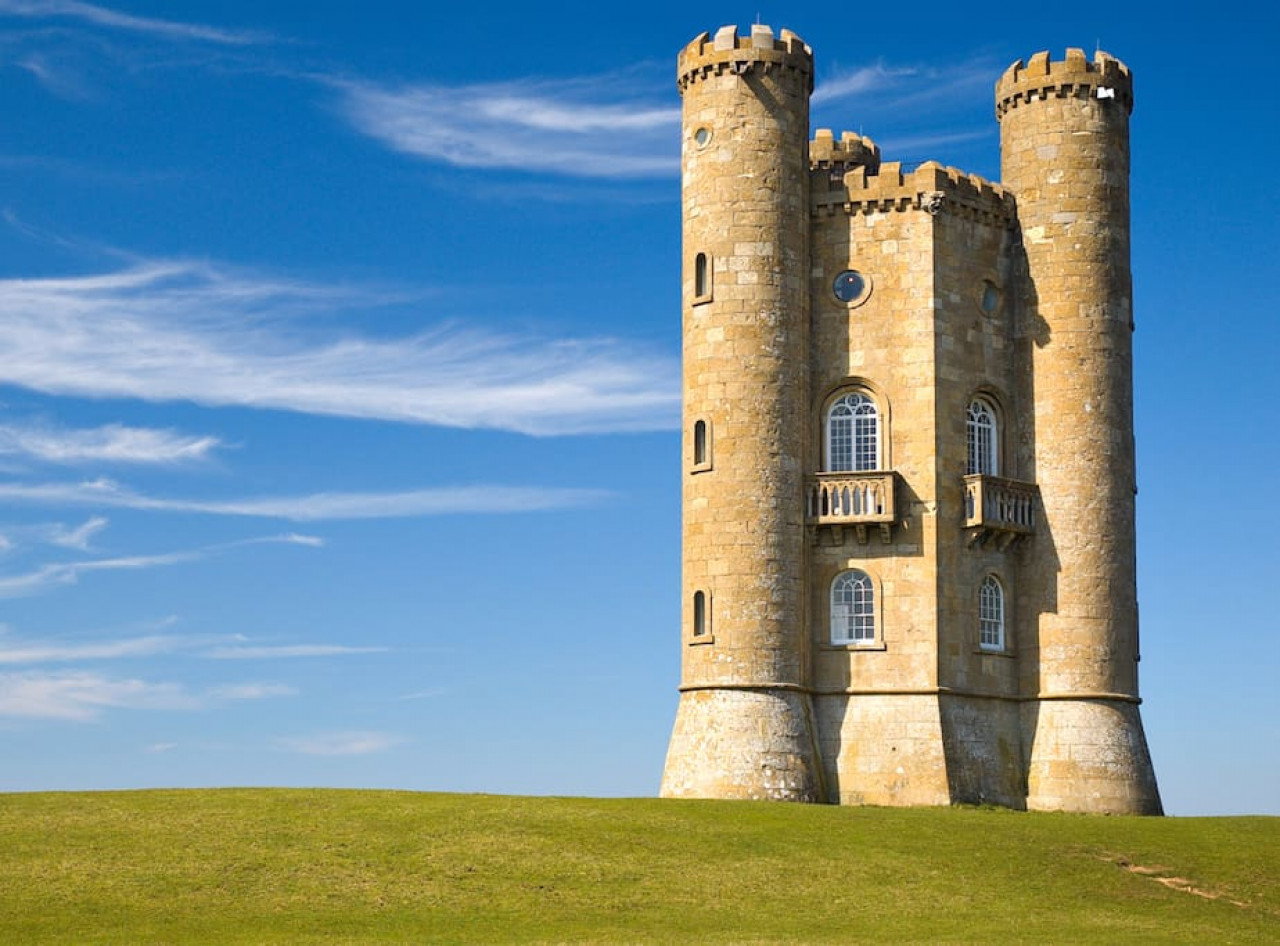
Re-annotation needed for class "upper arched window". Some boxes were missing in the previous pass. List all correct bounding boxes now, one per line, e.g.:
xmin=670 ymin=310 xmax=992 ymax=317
xmin=831 ymin=569 xmax=875 ymax=644
xmin=826 ymin=392 xmax=879 ymax=472
xmin=979 ymin=575 xmax=1005 ymax=651
xmin=966 ymin=398 xmax=999 ymax=476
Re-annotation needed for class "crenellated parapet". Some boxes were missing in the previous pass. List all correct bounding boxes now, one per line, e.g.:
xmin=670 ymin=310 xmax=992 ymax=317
xmin=996 ymin=49 xmax=1133 ymax=118
xmin=677 ymin=24 xmax=813 ymax=94
xmin=812 ymin=160 xmax=1015 ymax=226
xmin=810 ymin=129 xmax=881 ymax=175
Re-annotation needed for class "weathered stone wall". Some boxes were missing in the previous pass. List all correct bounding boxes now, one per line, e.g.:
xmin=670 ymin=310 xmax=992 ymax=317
xmin=814 ymin=694 xmax=951 ymax=806
xmin=807 ymin=163 xmax=942 ymax=804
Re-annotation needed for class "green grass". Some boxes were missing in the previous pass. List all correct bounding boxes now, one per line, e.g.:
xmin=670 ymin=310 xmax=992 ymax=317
xmin=0 ymin=790 xmax=1275 ymax=944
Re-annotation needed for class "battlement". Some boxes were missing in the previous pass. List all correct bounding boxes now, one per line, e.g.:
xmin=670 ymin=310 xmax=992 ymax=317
xmin=678 ymin=25 xmax=813 ymax=93
xmin=996 ymin=49 xmax=1133 ymax=117
xmin=810 ymin=129 xmax=881 ymax=174
xmin=812 ymin=160 xmax=1014 ymax=225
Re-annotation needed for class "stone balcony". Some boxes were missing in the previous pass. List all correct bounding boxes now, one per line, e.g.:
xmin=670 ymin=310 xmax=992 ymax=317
xmin=963 ymin=474 xmax=1038 ymax=548
xmin=806 ymin=471 xmax=896 ymax=544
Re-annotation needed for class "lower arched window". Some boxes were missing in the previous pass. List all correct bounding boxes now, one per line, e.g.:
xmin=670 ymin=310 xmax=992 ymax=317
xmin=979 ymin=575 xmax=1005 ymax=650
xmin=831 ymin=570 xmax=875 ymax=644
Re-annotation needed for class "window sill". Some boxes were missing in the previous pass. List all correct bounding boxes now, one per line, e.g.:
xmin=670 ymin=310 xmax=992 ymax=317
xmin=975 ymin=646 xmax=1015 ymax=659
xmin=821 ymin=641 xmax=887 ymax=652
xmin=688 ymin=635 xmax=715 ymax=646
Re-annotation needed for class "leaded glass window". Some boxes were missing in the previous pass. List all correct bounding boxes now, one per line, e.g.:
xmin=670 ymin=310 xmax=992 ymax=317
xmin=827 ymin=392 xmax=879 ymax=472
xmin=831 ymin=570 xmax=875 ymax=644
xmin=979 ymin=575 xmax=1005 ymax=650
xmin=967 ymin=399 xmax=998 ymax=476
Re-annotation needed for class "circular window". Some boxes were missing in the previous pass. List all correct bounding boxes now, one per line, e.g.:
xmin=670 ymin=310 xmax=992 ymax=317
xmin=693 ymin=127 xmax=712 ymax=148
xmin=980 ymin=281 xmax=1001 ymax=314
xmin=833 ymin=269 xmax=870 ymax=305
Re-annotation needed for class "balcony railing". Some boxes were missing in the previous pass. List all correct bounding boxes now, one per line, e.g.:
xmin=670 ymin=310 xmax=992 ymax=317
xmin=807 ymin=472 xmax=896 ymax=543
xmin=963 ymin=474 xmax=1038 ymax=545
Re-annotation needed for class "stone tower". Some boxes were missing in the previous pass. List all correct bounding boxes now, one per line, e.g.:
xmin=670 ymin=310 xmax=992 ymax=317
xmin=997 ymin=53 xmax=1161 ymax=814
xmin=661 ymin=25 xmax=823 ymax=801
xmin=660 ymin=25 xmax=1162 ymax=815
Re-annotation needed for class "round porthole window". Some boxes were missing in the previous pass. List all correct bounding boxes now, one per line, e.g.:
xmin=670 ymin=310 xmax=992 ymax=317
xmin=832 ymin=269 xmax=870 ymax=305
xmin=693 ymin=127 xmax=712 ymax=148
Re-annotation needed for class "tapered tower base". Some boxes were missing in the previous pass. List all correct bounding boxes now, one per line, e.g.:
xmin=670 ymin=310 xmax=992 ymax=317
xmin=1023 ymin=699 xmax=1162 ymax=815
xmin=661 ymin=688 xmax=823 ymax=802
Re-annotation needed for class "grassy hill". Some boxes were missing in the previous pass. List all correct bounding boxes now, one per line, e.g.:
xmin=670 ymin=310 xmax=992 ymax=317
xmin=0 ymin=789 xmax=1275 ymax=944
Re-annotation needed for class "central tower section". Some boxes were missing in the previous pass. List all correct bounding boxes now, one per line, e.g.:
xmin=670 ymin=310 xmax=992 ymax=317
xmin=660 ymin=25 xmax=821 ymax=801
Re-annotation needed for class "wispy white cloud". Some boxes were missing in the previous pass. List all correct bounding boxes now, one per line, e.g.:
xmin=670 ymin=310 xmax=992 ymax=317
xmin=812 ymin=64 xmax=918 ymax=106
xmin=145 ymin=741 xmax=177 ymax=753
xmin=0 ymin=670 xmax=301 ymax=720
xmin=46 ymin=515 xmax=107 ymax=551
xmin=0 ymin=632 xmax=181 ymax=664
xmin=334 ymin=72 xmax=679 ymax=178
xmin=203 ymin=644 xmax=386 ymax=660
xmin=0 ymin=628 xmax=381 ymax=664
xmin=396 ymin=687 xmax=448 ymax=701
xmin=0 ymin=516 xmax=108 ymax=554
xmin=0 ymin=260 xmax=679 ymax=435
xmin=0 ymin=477 xmax=607 ymax=522
xmin=0 ymin=532 xmax=321 ymax=598
xmin=0 ymin=670 xmax=195 ymax=720
xmin=0 ymin=421 xmax=223 ymax=465
xmin=0 ymin=1 xmax=268 ymax=45
xmin=279 ymin=730 xmax=406 ymax=756
xmin=208 ymin=682 xmax=298 ymax=700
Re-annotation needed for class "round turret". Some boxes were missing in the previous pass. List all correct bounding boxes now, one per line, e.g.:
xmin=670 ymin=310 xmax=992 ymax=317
xmin=998 ymin=49 xmax=1161 ymax=815
xmin=809 ymin=129 xmax=881 ymax=176
xmin=661 ymin=24 xmax=822 ymax=803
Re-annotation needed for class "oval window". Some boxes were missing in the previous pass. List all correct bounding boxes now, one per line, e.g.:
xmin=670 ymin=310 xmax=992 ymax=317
xmin=833 ymin=270 xmax=867 ymax=304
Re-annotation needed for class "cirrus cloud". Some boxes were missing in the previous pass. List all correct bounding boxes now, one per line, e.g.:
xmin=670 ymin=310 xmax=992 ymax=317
xmin=0 ymin=260 xmax=679 ymax=436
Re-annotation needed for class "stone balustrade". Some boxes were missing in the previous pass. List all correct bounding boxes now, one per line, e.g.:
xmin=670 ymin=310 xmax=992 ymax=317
xmin=963 ymin=474 xmax=1038 ymax=540
xmin=807 ymin=471 xmax=896 ymax=525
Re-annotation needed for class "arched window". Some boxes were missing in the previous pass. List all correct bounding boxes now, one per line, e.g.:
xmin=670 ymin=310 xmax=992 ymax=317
xmin=831 ymin=570 xmax=875 ymax=644
xmin=967 ymin=398 xmax=999 ymax=476
xmin=693 ymin=419 xmax=708 ymax=467
xmin=826 ymin=392 xmax=879 ymax=472
xmin=692 ymin=591 xmax=708 ymax=637
xmin=979 ymin=575 xmax=1004 ymax=650
xmin=694 ymin=253 xmax=710 ymax=299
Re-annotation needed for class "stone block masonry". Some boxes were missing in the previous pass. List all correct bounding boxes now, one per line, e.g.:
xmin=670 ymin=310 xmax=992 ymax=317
xmin=660 ymin=26 xmax=1161 ymax=815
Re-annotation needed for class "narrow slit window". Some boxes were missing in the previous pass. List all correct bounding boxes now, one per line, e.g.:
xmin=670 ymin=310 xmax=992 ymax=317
xmin=693 ymin=591 xmax=708 ymax=637
xmin=694 ymin=253 xmax=710 ymax=299
xmin=693 ymin=419 xmax=708 ymax=467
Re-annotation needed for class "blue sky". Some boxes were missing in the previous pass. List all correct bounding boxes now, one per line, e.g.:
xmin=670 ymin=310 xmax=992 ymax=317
xmin=0 ymin=1 xmax=1275 ymax=816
